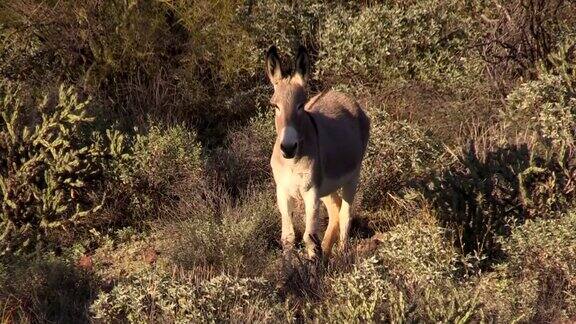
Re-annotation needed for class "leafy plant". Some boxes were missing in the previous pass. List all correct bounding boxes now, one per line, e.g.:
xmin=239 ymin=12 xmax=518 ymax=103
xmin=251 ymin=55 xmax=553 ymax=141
xmin=479 ymin=211 xmax=576 ymax=322
xmin=317 ymin=0 xmax=485 ymax=87
xmin=90 ymin=269 xmax=283 ymax=323
xmin=360 ymin=110 xmax=444 ymax=211
xmin=312 ymin=220 xmax=482 ymax=322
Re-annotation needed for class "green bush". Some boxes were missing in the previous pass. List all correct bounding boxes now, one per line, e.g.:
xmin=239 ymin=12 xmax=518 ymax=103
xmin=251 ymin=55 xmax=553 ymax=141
xmin=311 ymin=257 xmax=392 ymax=322
xmin=360 ymin=110 xmax=444 ymax=211
xmin=0 ymin=83 xmax=124 ymax=254
xmin=132 ymin=124 xmax=203 ymax=193
xmin=312 ymin=220 xmax=481 ymax=322
xmin=102 ymin=123 xmax=206 ymax=225
xmin=375 ymin=220 xmax=457 ymax=283
xmin=502 ymin=42 xmax=576 ymax=151
xmin=317 ymin=0 xmax=485 ymax=87
xmin=90 ymin=269 xmax=283 ymax=323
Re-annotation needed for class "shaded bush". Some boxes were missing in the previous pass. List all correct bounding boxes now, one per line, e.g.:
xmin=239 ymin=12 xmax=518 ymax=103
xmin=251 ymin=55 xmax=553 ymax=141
xmin=211 ymin=109 xmax=276 ymax=196
xmin=0 ymin=255 xmax=96 ymax=323
xmin=479 ymin=0 xmax=576 ymax=79
xmin=427 ymin=138 xmax=576 ymax=264
xmin=0 ymin=0 xmax=262 ymax=143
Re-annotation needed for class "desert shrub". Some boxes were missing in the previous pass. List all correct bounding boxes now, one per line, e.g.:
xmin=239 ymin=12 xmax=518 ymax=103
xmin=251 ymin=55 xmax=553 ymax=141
xmin=90 ymin=269 xmax=283 ymax=323
xmin=390 ymin=219 xmax=484 ymax=322
xmin=0 ymin=1 xmax=183 ymax=90
xmin=159 ymin=189 xmax=280 ymax=276
xmin=0 ymin=83 xmax=126 ymax=254
xmin=502 ymin=42 xmax=576 ymax=151
xmin=311 ymin=257 xmax=392 ymax=322
xmin=427 ymin=137 xmax=575 ymax=262
xmin=479 ymin=0 xmax=576 ymax=80
xmin=0 ymin=255 xmax=96 ymax=323
xmin=0 ymin=0 xmax=263 ymax=143
xmin=0 ymin=0 xmax=356 ymax=93
xmin=360 ymin=110 xmax=444 ymax=212
xmin=374 ymin=220 xmax=458 ymax=284
xmin=131 ymin=124 xmax=203 ymax=193
xmin=427 ymin=46 xmax=576 ymax=263
xmin=162 ymin=0 xmax=257 ymax=83
xmin=102 ymin=123 xmax=206 ymax=226
xmin=312 ymin=220 xmax=482 ymax=322
xmin=506 ymin=74 xmax=575 ymax=148
xmin=241 ymin=0 xmax=331 ymax=53
xmin=479 ymin=211 xmax=576 ymax=322
xmin=211 ymin=109 xmax=276 ymax=195
xmin=317 ymin=0 xmax=486 ymax=87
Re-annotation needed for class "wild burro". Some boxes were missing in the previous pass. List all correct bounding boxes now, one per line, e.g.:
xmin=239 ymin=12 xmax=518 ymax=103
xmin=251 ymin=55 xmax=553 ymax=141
xmin=266 ymin=46 xmax=370 ymax=259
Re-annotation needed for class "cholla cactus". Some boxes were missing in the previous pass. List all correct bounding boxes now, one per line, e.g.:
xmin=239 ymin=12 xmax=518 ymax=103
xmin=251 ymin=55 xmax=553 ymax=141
xmin=0 ymin=82 xmax=120 ymax=254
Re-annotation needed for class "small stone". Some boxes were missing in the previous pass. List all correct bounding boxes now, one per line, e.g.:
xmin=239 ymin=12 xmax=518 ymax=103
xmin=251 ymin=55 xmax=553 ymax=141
xmin=77 ymin=255 xmax=93 ymax=270
xmin=143 ymin=247 xmax=158 ymax=264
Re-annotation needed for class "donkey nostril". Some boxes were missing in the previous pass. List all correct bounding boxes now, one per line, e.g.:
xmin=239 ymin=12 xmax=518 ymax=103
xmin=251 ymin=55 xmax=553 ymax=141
xmin=280 ymin=143 xmax=296 ymax=152
xmin=280 ymin=143 xmax=297 ymax=157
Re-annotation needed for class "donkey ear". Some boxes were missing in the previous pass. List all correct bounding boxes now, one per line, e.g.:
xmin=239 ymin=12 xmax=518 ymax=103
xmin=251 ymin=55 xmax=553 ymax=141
xmin=293 ymin=45 xmax=310 ymax=86
xmin=265 ymin=45 xmax=282 ymax=84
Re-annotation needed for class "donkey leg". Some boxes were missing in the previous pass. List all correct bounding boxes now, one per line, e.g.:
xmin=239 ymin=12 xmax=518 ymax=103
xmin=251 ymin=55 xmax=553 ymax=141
xmin=303 ymin=189 xmax=321 ymax=259
xmin=320 ymin=192 xmax=342 ymax=256
xmin=339 ymin=175 xmax=359 ymax=251
xmin=277 ymin=189 xmax=295 ymax=251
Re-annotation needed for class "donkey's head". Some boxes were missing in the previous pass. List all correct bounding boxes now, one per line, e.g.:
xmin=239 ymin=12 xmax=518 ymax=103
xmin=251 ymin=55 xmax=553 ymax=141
xmin=265 ymin=45 xmax=310 ymax=159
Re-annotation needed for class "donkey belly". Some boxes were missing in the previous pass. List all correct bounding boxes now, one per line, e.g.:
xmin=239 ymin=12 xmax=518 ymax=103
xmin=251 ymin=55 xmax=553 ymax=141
xmin=316 ymin=167 xmax=359 ymax=198
xmin=310 ymin=110 xmax=366 ymax=181
xmin=314 ymin=127 xmax=365 ymax=198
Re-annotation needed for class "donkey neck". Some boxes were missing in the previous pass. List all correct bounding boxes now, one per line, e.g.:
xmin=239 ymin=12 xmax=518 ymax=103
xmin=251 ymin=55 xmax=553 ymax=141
xmin=294 ymin=110 xmax=319 ymax=162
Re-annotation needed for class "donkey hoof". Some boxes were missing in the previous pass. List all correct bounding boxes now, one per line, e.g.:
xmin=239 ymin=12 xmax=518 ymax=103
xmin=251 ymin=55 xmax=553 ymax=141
xmin=337 ymin=241 xmax=351 ymax=254
xmin=304 ymin=234 xmax=322 ymax=260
